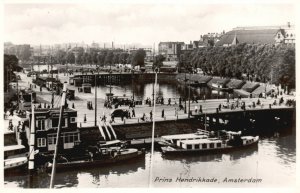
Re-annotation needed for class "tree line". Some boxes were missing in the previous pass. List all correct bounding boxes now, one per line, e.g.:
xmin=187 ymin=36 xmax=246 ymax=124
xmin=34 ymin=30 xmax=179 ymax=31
xmin=4 ymin=54 xmax=19 ymax=92
xmin=52 ymin=48 xmax=146 ymax=68
xmin=178 ymin=43 xmax=295 ymax=88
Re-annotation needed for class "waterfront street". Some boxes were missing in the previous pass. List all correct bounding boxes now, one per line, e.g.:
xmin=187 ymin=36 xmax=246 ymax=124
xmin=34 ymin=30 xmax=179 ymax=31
xmin=15 ymin=71 xmax=295 ymax=128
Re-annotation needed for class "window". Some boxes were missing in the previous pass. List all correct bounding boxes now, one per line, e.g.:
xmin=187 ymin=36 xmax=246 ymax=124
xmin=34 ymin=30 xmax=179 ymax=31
xmin=217 ymin=143 xmax=221 ymax=148
xmin=187 ymin=144 xmax=192 ymax=149
xmin=195 ymin=144 xmax=200 ymax=149
xmin=202 ymin=144 xmax=207 ymax=149
xmin=70 ymin=117 xmax=77 ymax=123
xmin=51 ymin=118 xmax=68 ymax=128
xmin=209 ymin=143 xmax=214 ymax=148
xmin=36 ymin=120 xmax=45 ymax=131
xmin=63 ymin=132 xmax=80 ymax=144
xmin=37 ymin=138 xmax=46 ymax=147
xmin=48 ymin=134 xmax=57 ymax=145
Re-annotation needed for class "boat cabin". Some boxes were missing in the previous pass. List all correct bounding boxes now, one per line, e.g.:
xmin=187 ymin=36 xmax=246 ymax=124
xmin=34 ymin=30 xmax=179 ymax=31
xmin=179 ymin=139 xmax=224 ymax=150
xmin=4 ymin=145 xmax=27 ymax=159
xmin=161 ymin=133 xmax=208 ymax=146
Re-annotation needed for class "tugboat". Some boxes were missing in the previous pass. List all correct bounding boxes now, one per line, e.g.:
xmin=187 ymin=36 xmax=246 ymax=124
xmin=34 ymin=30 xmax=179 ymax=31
xmin=161 ymin=130 xmax=259 ymax=155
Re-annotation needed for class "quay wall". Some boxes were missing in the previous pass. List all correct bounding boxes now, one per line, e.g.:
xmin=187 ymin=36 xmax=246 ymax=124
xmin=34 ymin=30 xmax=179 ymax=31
xmin=113 ymin=107 xmax=295 ymax=139
xmin=78 ymin=107 xmax=295 ymax=142
xmin=113 ymin=118 xmax=201 ymax=139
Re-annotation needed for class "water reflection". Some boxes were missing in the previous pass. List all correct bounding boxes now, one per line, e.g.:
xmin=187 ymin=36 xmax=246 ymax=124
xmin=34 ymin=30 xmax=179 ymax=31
xmin=162 ymin=145 xmax=258 ymax=164
xmin=4 ymin=134 xmax=295 ymax=188
xmin=87 ymin=82 xmax=224 ymax=101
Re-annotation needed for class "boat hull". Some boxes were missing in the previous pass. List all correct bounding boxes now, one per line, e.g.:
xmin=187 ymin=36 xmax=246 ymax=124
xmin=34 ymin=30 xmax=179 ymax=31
xmin=46 ymin=149 xmax=145 ymax=172
xmin=4 ymin=157 xmax=28 ymax=173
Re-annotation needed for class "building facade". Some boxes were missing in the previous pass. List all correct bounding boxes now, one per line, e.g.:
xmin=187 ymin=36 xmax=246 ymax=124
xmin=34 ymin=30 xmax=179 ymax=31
xmin=4 ymin=43 xmax=33 ymax=62
xmin=25 ymin=108 xmax=79 ymax=153
xmin=158 ymin=42 xmax=184 ymax=61
xmin=127 ymin=47 xmax=153 ymax=62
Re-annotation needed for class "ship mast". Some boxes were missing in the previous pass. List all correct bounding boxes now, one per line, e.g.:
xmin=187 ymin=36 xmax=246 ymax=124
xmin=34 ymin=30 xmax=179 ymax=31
xmin=50 ymin=83 xmax=67 ymax=188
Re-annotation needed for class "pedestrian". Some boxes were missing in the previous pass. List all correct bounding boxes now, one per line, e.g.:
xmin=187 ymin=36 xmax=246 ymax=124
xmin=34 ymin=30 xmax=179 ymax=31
xmin=72 ymin=103 xmax=75 ymax=109
xmin=141 ymin=113 xmax=146 ymax=121
xmin=162 ymin=109 xmax=165 ymax=118
xmin=84 ymin=114 xmax=87 ymax=123
xmin=179 ymin=97 xmax=182 ymax=105
xmin=168 ymin=98 xmax=171 ymax=106
xmin=149 ymin=100 xmax=151 ymax=107
xmin=150 ymin=110 xmax=153 ymax=121
xmin=132 ymin=108 xmax=136 ymax=117
xmin=218 ymin=104 xmax=222 ymax=111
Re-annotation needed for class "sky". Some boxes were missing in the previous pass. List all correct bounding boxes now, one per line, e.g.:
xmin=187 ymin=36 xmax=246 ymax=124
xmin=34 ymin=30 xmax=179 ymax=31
xmin=3 ymin=2 xmax=296 ymax=47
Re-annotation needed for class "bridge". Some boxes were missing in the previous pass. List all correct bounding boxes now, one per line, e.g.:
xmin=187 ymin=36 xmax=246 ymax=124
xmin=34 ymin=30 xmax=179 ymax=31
xmin=69 ymin=72 xmax=177 ymax=86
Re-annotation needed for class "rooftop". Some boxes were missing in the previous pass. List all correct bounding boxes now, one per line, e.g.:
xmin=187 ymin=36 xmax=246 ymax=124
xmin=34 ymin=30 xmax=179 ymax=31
xmin=215 ymin=29 xmax=282 ymax=46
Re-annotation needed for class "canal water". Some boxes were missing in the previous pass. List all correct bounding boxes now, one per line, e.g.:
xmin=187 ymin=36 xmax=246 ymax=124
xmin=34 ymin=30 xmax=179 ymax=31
xmin=77 ymin=82 xmax=228 ymax=101
xmin=4 ymin=132 xmax=295 ymax=188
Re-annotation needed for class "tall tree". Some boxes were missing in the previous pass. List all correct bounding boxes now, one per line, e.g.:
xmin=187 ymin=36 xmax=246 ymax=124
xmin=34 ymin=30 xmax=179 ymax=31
xmin=153 ymin=54 xmax=165 ymax=70
xmin=131 ymin=49 xmax=146 ymax=68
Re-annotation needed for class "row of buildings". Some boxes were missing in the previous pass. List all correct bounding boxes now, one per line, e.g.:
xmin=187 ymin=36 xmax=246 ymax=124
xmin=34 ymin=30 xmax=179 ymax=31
xmin=158 ymin=22 xmax=295 ymax=61
xmin=4 ymin=22 xmax=295 ymax=64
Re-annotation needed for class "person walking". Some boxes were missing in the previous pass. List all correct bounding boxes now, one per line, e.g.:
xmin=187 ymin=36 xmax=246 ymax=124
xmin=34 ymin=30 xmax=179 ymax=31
xmin=168 ymin=98 xmax=171 ymax=106
xmin=150 ymin=110 xmax=153 ymax=121
xmin=132 ymin=108 xmax=136 ymax=117
xmin=161 ymin=109 xmax=165 ymax=118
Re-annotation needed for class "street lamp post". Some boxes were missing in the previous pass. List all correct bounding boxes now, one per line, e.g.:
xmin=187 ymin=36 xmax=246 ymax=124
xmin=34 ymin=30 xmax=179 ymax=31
xmin=132 ymin=70 xmax=135 ymax=101
xmin=109 ymin=63 xmax=112 ymax=95
xmin=184 ymin=71 xmax=187 ymax=114
xmin=188 ymin=72 xmax=191 ymax=118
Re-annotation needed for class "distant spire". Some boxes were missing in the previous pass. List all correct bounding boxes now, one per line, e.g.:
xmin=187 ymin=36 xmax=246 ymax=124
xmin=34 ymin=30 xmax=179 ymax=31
xmin=232 ymin=32 xmax=239 ymax=45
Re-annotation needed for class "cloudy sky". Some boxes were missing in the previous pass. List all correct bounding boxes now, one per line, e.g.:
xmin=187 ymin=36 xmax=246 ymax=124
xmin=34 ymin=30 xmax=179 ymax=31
xmin=3 ymin=2 xmax=296 ymax=46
